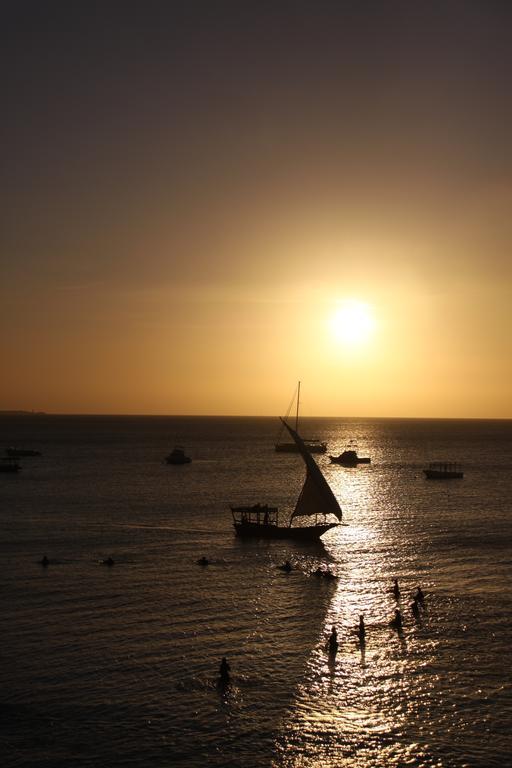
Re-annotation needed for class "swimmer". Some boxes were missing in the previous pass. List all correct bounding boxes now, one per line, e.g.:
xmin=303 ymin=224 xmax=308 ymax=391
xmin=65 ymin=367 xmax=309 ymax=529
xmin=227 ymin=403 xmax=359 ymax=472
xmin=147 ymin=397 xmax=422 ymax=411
xmin=328 ymin=625 xmax=339 ymax=654
xmin=103 ymin=557 xmax=115 ymax=566
xmin=393 ymin=579 xmax=400 ymax=600
xmin=40 ymin=555 xmax=49 ymax=567
xmin=411 ymin=598 xmax=421 ymax=620
xmin=197 ymin=556 xmax=209 ymax=566
xmin=279 ymin=561 xmax=292 ymax=572
xmin=358 ymin=615 xmax=366 ymax=644
xmin=390 ymin=608 xmax=403 ymax=630
xmin=415 ymin=586 xmax=425 ymax=606
xmin=219 ymin=656 xmax=231 ymax=684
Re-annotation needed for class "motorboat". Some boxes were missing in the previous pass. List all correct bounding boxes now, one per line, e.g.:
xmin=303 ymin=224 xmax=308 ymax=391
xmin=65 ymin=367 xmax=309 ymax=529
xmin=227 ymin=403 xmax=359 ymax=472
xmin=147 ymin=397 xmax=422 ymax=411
xmin=423 ymin=462 xmax=463 ymax=479
xmin=329 ymin=441 xmax=370 ymax=466
xmin=165 ymin=446 xmax=192 ymax=465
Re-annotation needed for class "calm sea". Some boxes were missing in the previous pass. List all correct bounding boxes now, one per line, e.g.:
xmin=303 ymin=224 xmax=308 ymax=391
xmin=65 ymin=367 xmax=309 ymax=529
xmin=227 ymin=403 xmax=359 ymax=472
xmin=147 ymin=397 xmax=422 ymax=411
xmin=1 ymin=415 xmax=511 ymax=768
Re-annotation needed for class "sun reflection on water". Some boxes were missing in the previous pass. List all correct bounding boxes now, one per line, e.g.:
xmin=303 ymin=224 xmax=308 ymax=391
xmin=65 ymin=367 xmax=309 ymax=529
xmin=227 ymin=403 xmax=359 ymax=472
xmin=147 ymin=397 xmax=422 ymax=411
xmin=273 ymin=455 xmax=446 ymax=767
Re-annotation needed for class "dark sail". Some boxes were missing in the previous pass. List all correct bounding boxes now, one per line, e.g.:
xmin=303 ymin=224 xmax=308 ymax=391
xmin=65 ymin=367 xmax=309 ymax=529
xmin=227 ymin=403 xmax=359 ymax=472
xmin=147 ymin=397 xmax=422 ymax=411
xmin=280 ymin=419 xmax=342 ymax=522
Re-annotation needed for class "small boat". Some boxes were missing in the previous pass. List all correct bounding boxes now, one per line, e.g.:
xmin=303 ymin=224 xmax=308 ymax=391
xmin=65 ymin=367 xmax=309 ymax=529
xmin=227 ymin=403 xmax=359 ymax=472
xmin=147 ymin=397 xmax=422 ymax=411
xmin=423 ymin=462 xmax=463 ymax=479
xmin=0 ymin=457 xmax=21 ymax=473
xmin=232 ymin=418 xmax=341 ymax=540
xmin=165 ymin=446 xmax=192 ymax=465
xmin=6 ymin=447 xmax=41 ymax=457
xmin=276 ymin=439 xmax=327 ymax=455
xmin=329 ymin=441 xmax=370 ymax=466
xmin=275 ymin=382 xmax=327 ymax=454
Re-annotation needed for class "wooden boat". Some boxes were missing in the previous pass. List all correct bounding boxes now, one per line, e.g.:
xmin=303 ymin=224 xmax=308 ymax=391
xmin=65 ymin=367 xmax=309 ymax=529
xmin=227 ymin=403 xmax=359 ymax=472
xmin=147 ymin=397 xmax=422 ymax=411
xmin=232 ymin=418 xmax=341 ymax=540
xmin=165 ymin=446 xmax=192 ymax=465
xmin=0 ymin=457 xmax=21 ymax=473
xmin=330 ymin=441 xmax=370 ymax=466
xmin=423 ymin=462 xmax=463 ymax=479
xmin=6 ymin=447 xmax=41 ymax=457
xmin=275 ymin=382 xmax=327 ymax=453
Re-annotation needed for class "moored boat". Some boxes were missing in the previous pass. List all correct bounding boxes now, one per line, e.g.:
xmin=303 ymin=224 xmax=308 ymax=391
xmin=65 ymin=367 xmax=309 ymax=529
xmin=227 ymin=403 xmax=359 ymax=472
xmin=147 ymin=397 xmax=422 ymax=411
xmin=329 ymin=441 xmax=370 ymax=466
xmin=275 ymin=382 xmax=327 ymax=453
xmin=276 ymin=439 xmax=327 ymax=454
xmin=423 ymin=462 xmax=463 ymax=479
xmin=165 ymin=446 xmax=192 ymax=465
xmin=0 ymin=457 xmax=21 ymax=473
xmin=232 ymin=418 xmax=341 ymax=540
xmin=6 ymin=447 xmax=41 ymax=457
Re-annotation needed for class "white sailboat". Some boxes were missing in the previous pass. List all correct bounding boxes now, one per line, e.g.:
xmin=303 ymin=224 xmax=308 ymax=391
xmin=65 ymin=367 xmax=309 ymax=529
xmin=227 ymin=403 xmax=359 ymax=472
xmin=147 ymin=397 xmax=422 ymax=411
xmin=231 ymin=418 xmax=341 ymax=540
xmin=275 ymin=381 xmax=327 ymax=453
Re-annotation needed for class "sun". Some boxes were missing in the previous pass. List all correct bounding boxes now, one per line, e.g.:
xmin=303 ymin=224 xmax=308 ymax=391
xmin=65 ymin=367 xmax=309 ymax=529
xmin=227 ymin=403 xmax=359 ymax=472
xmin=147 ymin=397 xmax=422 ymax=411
xmin=328 ymin=299 xmax=376 ymax=347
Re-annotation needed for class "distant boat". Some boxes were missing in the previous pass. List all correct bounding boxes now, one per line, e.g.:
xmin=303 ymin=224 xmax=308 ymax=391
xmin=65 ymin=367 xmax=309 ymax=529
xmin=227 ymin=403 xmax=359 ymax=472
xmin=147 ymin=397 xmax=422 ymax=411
xmin=423 ymin=462 xmax=463 ymax=479
xmin=329 ymin=440 xmax=370 ymax=466
xmin=6 ymin=447 xmax=41 ymax=457
xmin=231 ymin=418 xmax=341 ymax=540
xmin=0 ymin=457 xmax=21 ymax=473
xmin=275 ymin=382 xmax=327 ymax=454
xmin=165 ymin=446 xmax=192 ymax=465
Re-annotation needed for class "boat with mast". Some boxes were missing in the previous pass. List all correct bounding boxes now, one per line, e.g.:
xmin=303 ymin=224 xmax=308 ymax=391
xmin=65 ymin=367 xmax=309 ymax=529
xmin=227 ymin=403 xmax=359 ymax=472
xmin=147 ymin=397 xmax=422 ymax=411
xmin=274 ymin=382 xmax=327 ymax=453
xmin=231 ymin=418 xmax=341 ymax=540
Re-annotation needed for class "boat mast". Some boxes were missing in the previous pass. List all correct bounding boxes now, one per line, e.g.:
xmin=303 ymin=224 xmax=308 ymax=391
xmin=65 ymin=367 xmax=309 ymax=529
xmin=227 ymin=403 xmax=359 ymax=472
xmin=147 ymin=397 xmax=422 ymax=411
xmin=296 ymin=380 xmax=300 ymax=431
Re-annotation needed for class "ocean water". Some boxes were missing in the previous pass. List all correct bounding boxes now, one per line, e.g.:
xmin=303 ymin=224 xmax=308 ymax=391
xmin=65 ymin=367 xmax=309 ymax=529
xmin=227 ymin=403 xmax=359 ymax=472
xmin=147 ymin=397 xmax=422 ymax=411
xmin=1 ymin=415 xmax=511 ymax=768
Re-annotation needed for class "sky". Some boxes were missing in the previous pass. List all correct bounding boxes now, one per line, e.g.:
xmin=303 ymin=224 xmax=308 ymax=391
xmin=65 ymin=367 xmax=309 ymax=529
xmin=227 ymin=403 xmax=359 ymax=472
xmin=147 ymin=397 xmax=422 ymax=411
xmin=1 ymin=0 xmax=511 ymax=417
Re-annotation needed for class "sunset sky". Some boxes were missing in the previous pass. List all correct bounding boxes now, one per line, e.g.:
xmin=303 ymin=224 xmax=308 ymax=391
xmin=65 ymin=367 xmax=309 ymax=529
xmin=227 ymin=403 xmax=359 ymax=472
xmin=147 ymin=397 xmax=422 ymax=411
xmin=2 ymin=1 xmax=511 ymax=417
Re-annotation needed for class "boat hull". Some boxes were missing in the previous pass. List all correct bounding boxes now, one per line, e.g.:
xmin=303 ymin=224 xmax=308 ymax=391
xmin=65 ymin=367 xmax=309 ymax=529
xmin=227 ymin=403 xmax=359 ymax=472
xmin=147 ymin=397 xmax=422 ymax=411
xmin=330 ymin=455 xmax=371 ymax=466
xmin=423 ymin=469 xmax=463 ymax=479
xmin=233 ymin=521 xmax=338 ymax=540
xmin=6 ymin=448 xmax=41 ymax=457
xmin=0 ymin=463 xmax=20 ymax=473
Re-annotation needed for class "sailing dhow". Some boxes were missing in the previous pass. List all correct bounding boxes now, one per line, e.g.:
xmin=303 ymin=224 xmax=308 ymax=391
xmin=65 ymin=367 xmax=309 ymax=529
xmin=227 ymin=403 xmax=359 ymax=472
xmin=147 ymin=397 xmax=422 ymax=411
xmin=231 ymin=418 xmax=341 ymax=540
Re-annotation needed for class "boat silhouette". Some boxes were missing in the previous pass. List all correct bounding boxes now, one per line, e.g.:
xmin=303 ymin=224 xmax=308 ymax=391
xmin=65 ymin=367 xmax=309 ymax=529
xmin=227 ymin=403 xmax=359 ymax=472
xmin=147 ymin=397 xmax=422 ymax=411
xmin=232 ymin=418 xmax=341 ymax=540
xmin=275 ymin=382 xmax=327 ymax=454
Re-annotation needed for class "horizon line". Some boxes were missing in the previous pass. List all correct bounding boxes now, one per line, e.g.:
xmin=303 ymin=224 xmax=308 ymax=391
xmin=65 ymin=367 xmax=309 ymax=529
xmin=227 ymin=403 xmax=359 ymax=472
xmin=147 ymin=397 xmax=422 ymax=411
xmin=1 ymin=410 xmax=511 ymax=421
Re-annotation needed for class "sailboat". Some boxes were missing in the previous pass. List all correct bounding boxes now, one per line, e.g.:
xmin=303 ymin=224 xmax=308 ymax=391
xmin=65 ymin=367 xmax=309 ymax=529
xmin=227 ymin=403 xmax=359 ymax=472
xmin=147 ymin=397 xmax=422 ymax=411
xmin=231 ymin=418 xmax=341 ymax=540
xmin=275 ymin=381 xmax=327 ymax=453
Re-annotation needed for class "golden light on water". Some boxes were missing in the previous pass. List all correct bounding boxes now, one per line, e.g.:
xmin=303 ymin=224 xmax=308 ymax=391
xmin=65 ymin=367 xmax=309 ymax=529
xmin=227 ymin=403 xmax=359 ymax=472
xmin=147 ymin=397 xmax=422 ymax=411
xmin=273 ymin=441 xmax=445 ymax=767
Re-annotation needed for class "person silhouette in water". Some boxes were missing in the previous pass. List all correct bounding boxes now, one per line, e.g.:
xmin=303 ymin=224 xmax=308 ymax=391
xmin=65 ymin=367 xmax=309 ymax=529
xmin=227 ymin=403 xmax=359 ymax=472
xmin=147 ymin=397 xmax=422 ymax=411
xmin=391 ymin=608 xmax=403 ymax=631
xmin=393 ymin=579 xmax=400 ymax=600
xmin=358 ymin=615 xmax=366 ymax=645
xmin=219 ymin=657 xmax=231 ymax=685
xmin=328 ymin=625 xmax=338 ymax=655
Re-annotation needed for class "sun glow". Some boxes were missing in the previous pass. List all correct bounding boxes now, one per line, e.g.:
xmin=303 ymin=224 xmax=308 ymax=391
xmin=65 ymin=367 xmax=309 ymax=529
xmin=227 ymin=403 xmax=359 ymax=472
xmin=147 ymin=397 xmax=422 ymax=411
xmin=329 ymin=299 xmax=376 ymax=347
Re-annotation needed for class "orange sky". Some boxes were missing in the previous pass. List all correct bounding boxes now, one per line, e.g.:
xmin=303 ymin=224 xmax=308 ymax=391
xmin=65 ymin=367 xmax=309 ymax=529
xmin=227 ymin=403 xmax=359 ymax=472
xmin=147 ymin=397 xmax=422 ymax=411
xmin=1 ymin=3 xmax=511 ymax=417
